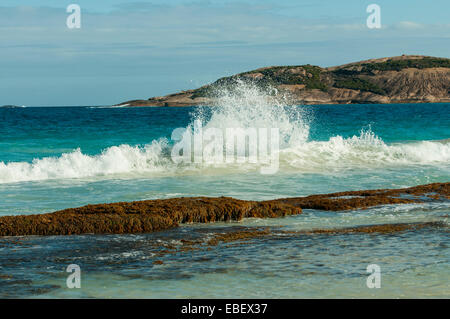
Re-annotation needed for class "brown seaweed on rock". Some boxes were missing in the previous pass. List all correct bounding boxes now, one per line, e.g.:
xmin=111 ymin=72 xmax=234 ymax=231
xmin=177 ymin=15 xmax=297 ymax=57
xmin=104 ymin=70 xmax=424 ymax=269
xmin=0 ymin=182 xmax=448 ymax=236
xmin=0 ymin=197 xmax=301 ymax=236
xmin=275 ymin=182 xmax=449 ymax=211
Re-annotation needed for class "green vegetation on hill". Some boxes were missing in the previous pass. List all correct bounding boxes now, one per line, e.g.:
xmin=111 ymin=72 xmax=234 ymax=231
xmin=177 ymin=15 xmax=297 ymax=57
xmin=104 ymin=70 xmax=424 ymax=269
xmin=190 ymin=57 xmax=449 ymax=99
xmin=360 ymin=57 xmax=450 ymax=72
xmin=247 ymin=66 xmax=300 ymax=85
xmin=191 ymin=64 xmax=328 ymax=98
xmin=301 ymin=65 xmax=328 ymax=91
xmin=245 ymin=65 xmax=328 ymax=90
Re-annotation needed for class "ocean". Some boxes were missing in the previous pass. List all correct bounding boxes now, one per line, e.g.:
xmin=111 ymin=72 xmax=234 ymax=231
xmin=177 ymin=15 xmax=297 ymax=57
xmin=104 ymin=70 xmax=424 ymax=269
xmin=0 ymin=88 xmax=449 ymax=298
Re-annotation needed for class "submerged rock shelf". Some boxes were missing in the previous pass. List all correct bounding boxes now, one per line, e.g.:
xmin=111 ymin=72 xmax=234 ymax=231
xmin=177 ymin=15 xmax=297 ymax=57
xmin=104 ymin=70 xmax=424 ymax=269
xmin=154 ymin=221 xmax=448 ymax=259
xmin=0 ymin=182 xmax=448 ymax=236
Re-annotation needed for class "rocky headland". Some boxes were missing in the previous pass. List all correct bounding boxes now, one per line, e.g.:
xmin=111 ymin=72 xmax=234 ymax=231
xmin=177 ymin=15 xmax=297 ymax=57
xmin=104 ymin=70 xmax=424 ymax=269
xmin=117 ymin=55 xmax=450 ymax=107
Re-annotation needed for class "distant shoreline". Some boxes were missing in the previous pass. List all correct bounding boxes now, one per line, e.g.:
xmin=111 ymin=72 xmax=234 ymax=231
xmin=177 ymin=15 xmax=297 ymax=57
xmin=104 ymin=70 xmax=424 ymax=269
xmin=114 ymin=99 xmax=450 ymax=108
xmin=116 ymin=55 xmax=450 ymax=107
xmin=3 ymin=101 xmax=450 ymax=109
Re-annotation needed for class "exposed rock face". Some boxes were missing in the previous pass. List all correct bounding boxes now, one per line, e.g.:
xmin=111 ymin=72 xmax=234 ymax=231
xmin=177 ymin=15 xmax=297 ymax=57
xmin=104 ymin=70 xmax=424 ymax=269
xmin=0 ymin=182 xmax=447 ymax=236
xmin=118 ymin=55 xmax=450 ymax=106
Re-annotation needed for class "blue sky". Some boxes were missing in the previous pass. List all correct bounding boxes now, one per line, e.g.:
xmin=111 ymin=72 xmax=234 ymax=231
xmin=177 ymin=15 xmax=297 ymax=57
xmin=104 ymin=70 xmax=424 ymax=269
xmin=1 ymin=0 xmax=449 ymax=106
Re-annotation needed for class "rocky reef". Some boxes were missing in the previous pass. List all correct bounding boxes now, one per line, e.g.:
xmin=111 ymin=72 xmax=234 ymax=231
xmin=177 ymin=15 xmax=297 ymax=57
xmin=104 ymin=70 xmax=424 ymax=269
xmin=0 ymin=182 xmax=447 ymax=237
xmin=275 ymin=181 xmax=449 ymax=210
xmin=117 ymin=55 xmax=450 ymax=106
xmin=135 ymin=221 xmax=448 ymax=262
xmin=0 ymin=198 xmax=301 ymax=236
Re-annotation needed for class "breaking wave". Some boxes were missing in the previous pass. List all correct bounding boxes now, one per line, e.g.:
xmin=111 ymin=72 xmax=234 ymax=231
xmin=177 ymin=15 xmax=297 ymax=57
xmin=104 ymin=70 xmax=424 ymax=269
xmin=280 ymin=130 xmax=450 ymax=171
xmin=0 ymin=81 xmax=449 ymax=184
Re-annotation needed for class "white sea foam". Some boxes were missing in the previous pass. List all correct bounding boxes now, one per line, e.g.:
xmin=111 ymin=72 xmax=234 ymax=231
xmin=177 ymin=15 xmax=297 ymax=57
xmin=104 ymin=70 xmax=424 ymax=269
xmin=0 ymin=140 xmax=172 ymax=183
xmin=280 ymin=129 xmax=450 ymax=172
xmin=191 ymin=79 xmax=310 ymax=148
xmin=0 ymin=81 xmax=449 ymax=184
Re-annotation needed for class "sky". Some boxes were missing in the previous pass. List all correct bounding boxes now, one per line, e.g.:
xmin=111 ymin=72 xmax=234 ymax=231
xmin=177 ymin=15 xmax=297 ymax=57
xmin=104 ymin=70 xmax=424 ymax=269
xmin=1 ymin=0 xmax=449 ymax=106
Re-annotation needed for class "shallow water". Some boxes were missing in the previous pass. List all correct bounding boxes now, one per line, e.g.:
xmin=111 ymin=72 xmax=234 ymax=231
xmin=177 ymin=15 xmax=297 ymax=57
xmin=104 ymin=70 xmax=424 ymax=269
xmin=0 ymin=100 xmax=449 ymax=298
xmin=0 ymin=204 xmax=448 ymax=298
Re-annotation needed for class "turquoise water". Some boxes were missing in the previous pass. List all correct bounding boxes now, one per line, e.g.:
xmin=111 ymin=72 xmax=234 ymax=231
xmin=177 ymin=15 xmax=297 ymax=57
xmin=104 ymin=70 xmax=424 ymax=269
xmin=0 ymin=103 xmax=449 ymax=215
xmin=0 ymin=100 xmax=449 ymax=298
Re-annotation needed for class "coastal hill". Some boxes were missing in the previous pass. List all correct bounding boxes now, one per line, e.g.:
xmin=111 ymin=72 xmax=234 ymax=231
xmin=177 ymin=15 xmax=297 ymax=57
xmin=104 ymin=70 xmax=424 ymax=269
xmin=118 ymin=55 xmax=450 ymax=106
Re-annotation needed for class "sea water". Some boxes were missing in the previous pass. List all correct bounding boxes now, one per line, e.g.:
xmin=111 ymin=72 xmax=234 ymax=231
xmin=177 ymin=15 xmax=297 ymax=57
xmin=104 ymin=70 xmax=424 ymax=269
xmin=0 ymin=86 xmax=448 ymax=298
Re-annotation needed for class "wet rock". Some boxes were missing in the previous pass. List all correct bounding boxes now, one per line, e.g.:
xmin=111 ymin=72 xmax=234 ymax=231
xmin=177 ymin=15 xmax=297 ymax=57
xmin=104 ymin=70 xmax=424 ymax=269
xmin=0 ymin=182 xmax=447 ymax=236
xmin=302 ymin=221 xmax=446 ymax=235
xmin=0 ymin=197 xmax=300 ymax=236
xmin=276 ymin=182 xmax=449 ymax=211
